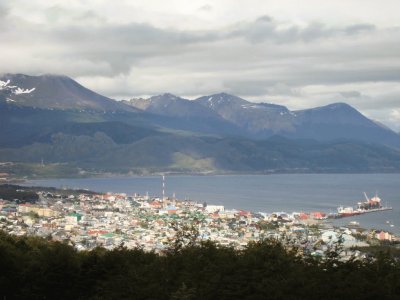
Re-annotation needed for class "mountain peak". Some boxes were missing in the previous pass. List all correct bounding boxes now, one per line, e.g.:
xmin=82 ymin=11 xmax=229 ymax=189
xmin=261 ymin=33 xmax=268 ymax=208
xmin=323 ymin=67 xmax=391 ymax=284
xmin=160 ymin=93 xmax=179 ymax=99
xmin=196 ymin=93 xmax=248 ymax=108
xmin=0 ymin=73 xmax=131 ymax=111
xmin=150 ymin=93 xmax=183 ymax=102
xmin=209 ymin=92 xmax=246 ymax=101
xmin=295 ymin=102 xmax=358 ymax=115
xmin=324 ymin=102 xmax=354 ymax=110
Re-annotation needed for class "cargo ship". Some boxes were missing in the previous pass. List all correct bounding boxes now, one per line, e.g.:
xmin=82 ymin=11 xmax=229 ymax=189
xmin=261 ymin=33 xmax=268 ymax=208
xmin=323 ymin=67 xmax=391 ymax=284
xmin=335 ymin=192 xmax=392 ymax=218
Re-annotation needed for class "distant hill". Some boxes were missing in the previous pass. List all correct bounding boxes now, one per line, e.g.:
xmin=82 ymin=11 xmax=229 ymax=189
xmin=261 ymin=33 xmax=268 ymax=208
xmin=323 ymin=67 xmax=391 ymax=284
xmin=123 ymin=93 xmax=244 ymax=136
xmin=288 ymin=103 xmax=400 ymax=146
xmin=2 ymin=121 xmax=400 ymax=175
xmin=0 ymin=101 xmax=163 ymax=148
xmin=195 ymin=93 xmax=400 ymax=147
xmin=196 ymin=93 xmax=295 ymax=136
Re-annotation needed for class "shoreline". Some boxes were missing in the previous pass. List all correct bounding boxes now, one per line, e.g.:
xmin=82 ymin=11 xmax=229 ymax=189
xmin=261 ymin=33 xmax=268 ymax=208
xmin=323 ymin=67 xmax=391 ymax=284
xmin=12 ymin=170 xmax=400 ymax=183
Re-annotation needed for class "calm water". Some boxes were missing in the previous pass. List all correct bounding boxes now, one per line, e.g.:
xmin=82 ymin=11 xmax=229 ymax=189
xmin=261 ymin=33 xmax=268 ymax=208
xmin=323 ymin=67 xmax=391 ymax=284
xmin=25 ymin=174 xmax=400 ymax=234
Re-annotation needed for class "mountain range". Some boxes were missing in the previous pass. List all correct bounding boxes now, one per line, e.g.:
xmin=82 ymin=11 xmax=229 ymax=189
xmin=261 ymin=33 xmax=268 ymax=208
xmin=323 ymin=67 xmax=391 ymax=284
xmin=126 ymin=92 xmax=400 ymax=147
xmin=1 ymin=73 xmax=400 ymax=177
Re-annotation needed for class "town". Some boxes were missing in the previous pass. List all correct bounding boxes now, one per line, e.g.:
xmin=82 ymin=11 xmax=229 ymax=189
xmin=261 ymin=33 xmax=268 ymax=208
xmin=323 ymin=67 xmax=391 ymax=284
xmin=0 ymin=187 xmax=398 ymax=259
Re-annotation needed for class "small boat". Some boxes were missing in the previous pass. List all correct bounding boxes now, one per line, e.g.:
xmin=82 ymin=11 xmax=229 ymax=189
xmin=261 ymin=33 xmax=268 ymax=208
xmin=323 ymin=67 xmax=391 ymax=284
xmin=349 ymin=221 xmax=359 ymax=226
xmin=337 ymin=206 xmax=361 ymax=217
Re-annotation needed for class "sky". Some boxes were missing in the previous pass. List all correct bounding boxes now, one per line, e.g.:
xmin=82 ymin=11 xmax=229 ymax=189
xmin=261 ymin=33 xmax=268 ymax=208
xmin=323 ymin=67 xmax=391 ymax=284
xmin=1 ymin=0 xmax=400 ymax=131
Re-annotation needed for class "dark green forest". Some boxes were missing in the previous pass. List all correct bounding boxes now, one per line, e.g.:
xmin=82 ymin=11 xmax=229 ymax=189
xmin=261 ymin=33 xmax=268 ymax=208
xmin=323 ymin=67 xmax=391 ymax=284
xmin=0 ymin=231 xmax=399 ymax=299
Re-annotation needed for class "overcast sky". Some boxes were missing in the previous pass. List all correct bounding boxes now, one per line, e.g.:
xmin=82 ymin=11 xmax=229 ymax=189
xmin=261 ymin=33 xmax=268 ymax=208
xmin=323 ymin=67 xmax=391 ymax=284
xmin=1 ymin=0 xmax=400 ymax=131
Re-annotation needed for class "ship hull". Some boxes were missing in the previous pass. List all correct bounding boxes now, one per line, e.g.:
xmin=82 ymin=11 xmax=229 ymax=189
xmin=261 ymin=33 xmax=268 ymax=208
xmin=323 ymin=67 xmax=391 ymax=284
xmin=336 ymin=207 xmax=392 ymax=218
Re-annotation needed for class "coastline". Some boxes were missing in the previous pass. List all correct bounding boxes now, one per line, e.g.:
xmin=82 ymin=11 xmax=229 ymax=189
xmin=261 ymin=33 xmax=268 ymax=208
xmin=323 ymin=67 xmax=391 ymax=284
xmin=17 ymin=173 xmax=400 ymax=236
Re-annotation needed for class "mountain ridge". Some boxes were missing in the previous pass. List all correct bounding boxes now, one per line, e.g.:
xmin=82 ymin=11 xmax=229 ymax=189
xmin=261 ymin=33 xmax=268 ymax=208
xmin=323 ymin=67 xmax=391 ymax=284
xmin=2 ymin=74 xmax=399 ymax=148
xmin=2 ymin=73 xmax=400 ymax=177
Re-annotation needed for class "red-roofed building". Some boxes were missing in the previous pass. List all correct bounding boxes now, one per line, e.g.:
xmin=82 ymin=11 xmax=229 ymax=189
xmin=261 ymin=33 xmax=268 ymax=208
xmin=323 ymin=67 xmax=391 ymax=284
xmin=150 ymin=200 xmax=162 ymax=209
xmin=238 ymin=210 xmax=252 ymax=217
xmin=298 ymin=212 xmax=309 ymax=220
xmin=310 ymin=212 xmax=327 ymax=220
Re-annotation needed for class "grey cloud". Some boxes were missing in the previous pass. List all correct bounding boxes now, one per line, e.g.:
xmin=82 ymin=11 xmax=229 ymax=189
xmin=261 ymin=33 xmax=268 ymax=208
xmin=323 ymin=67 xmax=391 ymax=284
xmin=305 ymin=68 xmax=400 ymax=86
xmin=223 ymin=80 xmax=272 ymax=96
xmin=198 ymin=4 xmax=213 ymax=12
xmin=345 ymin=23 xmax=376 ymax=35
xmin=0 ymin=2 xmax=10 ymax=26
xmin=0 ymin=9 xmax=7 ymax=19
xmin=0 ymin=2 xmax=9 ymax=16
xmin=266 ymin=83 xmax=302 ymax=97
xmin=355 ymin=94 xmax=400 ymax=111
xmin=222 ymin=81 xmax=302 ymax=97
xmin=0 ymin=11 xmax=387 ymax=78
xmin=256 ymin=15 xmax=273 ymax=23
xmin=228 ymin=16 xmax=376 ymax=44
xmin=340 ymin=91 xmax=362 ymax=98
xmin=45 ymin=6 xmax=70 ymax=23
xmin=22 ymin=20 xmax=229 ymax=76
xmin=361 ymin=106 xmax=400 ymax=132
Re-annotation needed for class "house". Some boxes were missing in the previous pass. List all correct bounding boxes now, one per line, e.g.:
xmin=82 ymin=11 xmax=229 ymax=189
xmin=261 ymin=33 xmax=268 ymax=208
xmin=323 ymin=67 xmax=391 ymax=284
xmin=376 ymin=230 xmax=393 ymax=241
xmin=310 ymin=212 xmax=327 ymax=220
xmin=0 ymin=173 xmax=9 ymax=181
xmin=150 ymin=200 xmax=162 ymax=209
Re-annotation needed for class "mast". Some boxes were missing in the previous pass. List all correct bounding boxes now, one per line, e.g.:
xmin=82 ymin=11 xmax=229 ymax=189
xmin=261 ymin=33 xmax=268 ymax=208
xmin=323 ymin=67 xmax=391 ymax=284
xmin=363 ymin=192 xmax=369 ymax=202
xmin=162 ymin=175 xmax=165 ymax=201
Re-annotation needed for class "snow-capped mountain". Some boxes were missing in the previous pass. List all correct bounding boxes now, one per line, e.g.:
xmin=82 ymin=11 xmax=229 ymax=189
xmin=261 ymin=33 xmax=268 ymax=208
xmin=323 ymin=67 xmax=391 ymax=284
xmin=0 ymin=74 xmax=135 ymax=111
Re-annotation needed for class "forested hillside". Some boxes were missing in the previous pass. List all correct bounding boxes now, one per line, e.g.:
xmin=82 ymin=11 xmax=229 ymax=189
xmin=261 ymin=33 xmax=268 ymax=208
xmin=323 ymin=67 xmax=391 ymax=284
xmin=0 ymin=231 xmax=399 ymax=299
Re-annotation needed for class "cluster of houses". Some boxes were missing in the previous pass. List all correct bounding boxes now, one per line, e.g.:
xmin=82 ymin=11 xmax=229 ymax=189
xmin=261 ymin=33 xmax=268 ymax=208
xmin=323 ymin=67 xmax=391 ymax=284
xmin=0 ymin=189 xmax=397 ymax=257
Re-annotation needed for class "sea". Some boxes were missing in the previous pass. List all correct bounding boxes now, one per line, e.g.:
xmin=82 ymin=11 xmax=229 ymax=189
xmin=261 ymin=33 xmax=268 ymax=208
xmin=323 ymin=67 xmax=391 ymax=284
xmin=24 ymin=174 xmax=400 ymax=235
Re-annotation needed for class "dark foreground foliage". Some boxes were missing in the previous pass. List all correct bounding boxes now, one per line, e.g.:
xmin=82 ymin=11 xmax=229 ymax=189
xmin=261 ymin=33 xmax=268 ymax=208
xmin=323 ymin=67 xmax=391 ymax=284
xmin=0 ymin=231 xmax=399 ymax=300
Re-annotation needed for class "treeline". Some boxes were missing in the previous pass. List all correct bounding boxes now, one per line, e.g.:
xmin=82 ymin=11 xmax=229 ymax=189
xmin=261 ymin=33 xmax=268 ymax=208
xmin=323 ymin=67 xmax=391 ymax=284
xmin=0 ymin=185 xmax=38 ymax=203
xmin=0 ymin=231 xmax=399 ymax=299
xmin=0 ymin=184 xmax=98 ymax=203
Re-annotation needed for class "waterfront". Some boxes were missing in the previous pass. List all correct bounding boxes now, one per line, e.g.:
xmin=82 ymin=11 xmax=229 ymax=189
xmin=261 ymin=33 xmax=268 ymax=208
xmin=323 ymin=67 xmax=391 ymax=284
xmin=26 ymin=174 xmax=400 ymax=234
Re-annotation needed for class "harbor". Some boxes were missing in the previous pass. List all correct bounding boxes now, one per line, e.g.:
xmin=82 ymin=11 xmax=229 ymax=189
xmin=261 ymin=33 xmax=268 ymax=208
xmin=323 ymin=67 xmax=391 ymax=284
xmin=1 ymin=176 xmax=398 ymax=258
xmin=332 ymin=192 xmax=392 ymax=218
xmin=23 ymin=173 xmax=400 ymax=235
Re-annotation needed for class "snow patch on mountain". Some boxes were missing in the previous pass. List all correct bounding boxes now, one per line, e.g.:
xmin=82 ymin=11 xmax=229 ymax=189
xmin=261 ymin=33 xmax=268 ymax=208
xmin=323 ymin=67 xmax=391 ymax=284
xmin=14 ymin=87 xmax=36 ymax=95
xmin=0 ymin=79 xmax=36 ymax=95
xmin=0 ymin=80 xmax=10 ymax=89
